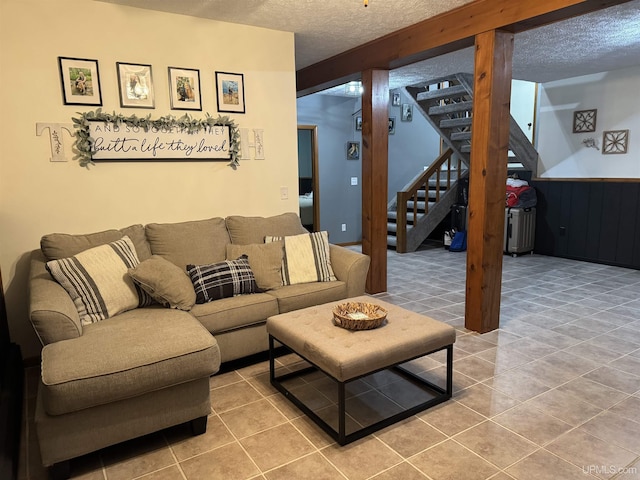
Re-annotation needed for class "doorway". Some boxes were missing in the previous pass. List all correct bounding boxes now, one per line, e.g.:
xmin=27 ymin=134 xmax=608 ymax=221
xmin=297 ymin=125 xmax=319 ymax=232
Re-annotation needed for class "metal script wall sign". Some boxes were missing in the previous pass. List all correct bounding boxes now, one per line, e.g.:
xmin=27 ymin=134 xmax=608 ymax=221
xmin=88 ymin=121 xmax=230 ymax=161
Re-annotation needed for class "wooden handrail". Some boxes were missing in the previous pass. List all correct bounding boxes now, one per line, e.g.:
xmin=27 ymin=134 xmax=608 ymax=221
xmin=396 ymin=148 xmax=460 ymax=252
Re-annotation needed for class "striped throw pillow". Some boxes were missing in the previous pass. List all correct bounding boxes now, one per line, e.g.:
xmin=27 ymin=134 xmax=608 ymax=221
xmin=187 ymin=255 xmax=259 ymax=304
xmin=46 ymin=236 xmax=151 ymax=325
xmin=265 ymin=231 xmax=336 ymax=285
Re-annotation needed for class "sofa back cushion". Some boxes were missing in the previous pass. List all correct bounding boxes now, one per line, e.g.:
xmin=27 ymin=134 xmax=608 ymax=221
xmin=41 ymin=224 xmax=151 ymax=261
xmin=226 ymin=212 xmax=307 ymax=245
xmin=145 ymin=217 xmax=230 ymax=270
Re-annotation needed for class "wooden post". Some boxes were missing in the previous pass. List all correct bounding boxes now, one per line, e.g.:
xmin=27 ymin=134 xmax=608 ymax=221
xmin=361 ymin=69 xmax=389 ymax=294
xmin=465 ymin=30 xmax=514 ymax=333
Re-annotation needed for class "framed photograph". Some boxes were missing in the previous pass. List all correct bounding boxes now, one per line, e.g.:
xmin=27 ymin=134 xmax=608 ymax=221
xmin=215 ymin=71 xmax=245 ymax=114
xmin=168 ymin=67 xmax=201 ymax=110
xmin=573 ymin=109 xmax=597 ymax=133
xmin=347 ymin=141 xmax=360 ymax=160
xmin=392 ymin=93 xmax=401 ymax=107
xmin=58 ymin=57 xmax=102 ymax=106
xmin=401 ymin=104 xmax=413 ymax=122
xmin=355 ymin=116 xmax=362 ymax=131
xmin=388 ymin=117 xmax=396 ymax=135
xmin=117 ymin=62 xmax=154 ymax=109
xmin=602 ymin=130 xmax=629 ymax=154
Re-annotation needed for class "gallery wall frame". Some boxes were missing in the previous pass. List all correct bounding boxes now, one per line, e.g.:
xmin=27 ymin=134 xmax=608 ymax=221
xmin=58 ymin=56 xmax=102 ymax=106
xmin=401 ymin=104 xmax=413 ymax=122
xmin=168 ymin=67 xmax=202 ymax=111
xmin=215 ymin=71 xmax=245 ymax=114
xmin=117 ymin=62 xmax=154 ymax=109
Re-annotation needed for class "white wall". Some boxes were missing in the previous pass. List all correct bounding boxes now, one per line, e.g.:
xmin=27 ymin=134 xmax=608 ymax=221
xmin=0 ymin=0 xmax=298 ymax=359
xmin=537 ymin=65 xmax=640 ymax=178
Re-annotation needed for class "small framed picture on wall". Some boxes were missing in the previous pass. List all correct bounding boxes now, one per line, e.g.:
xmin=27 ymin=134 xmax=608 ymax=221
xmin=117 ymin=62 xmax=154 ymax=109
xmin=215 ymin=71 xmax=245 ymax=114
xmin=168 ymin=67 xmax=202 ymax=110
xmin=347 ymin=141 xmax=360 ymax=160
xmin=58 ymin=56 xmax=102 ymax=106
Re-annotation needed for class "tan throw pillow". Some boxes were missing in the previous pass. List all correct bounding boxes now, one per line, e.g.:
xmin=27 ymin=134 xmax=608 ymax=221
xmin=265 ymin=231 xmax=336 ymax=286
xmin=128 ymin=255 xmax=196 ymax=311
xmin=226 ymin=242 xmax=283 ymax=290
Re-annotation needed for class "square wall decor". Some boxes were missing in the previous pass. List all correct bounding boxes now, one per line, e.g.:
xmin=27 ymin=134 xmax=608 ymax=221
xmin=573 ymin=109 xmax=597 ymax=133
xmin=602 ymin=130 xmax=629 ymax=154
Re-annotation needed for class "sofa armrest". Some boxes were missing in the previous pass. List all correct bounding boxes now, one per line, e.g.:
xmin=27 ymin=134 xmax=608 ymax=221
xmin=329 ymin=245 xmax=371 ymax=298
xmin=29 ymin=250 xmax=82 ymax=345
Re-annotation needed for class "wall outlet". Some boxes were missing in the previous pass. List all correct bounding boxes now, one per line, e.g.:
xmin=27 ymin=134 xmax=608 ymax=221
xmin=341 ymin=224 xmax=347 ymax=232
xmin=350 ymin=177 xmax=358 ymax=186
xmin=280 ymin=187 xmax=288 ymax=200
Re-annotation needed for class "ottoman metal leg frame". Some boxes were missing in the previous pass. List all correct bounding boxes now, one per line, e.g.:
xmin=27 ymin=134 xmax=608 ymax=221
xmin=269 ymin=335 xmax=453 ymax=446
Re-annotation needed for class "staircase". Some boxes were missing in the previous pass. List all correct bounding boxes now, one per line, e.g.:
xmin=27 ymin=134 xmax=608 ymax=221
xmin=387 ymin=73 xmax=539 ymax=253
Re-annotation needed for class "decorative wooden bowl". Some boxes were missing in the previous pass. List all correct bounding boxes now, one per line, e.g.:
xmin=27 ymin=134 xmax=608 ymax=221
xmin=332 ymin=302 xmax=388 ymax=330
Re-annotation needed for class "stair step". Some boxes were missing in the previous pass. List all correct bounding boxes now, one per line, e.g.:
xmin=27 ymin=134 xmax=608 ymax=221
xmin=461 ymin=144 xmax=471 ymax=153
xmin=440 ymin=117 xmax=473 ymax=129
xmin=416 ymin=85 xmax=468 ymax=102
xmin=450 ymin=131 xmax=472 ymax=141
xmin=387 ymin=222 xmax=397 ymax=233
xmin=387 ymin=236 xmax=397 ymax=247
xmin=387 ymin=211 xmax=422 ymax=223
xmin=428 ymin=101 xmax=473 ymax=115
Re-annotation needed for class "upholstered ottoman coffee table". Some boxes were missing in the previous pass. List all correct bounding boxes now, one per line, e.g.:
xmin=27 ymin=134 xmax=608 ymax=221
xmin=267 ymin=295 xmax=456 ymax=445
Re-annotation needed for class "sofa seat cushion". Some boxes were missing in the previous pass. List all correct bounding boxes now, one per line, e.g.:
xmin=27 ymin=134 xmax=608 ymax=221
xmin=40 ymin=307 xmax=220 ymax=416
xmin=267 ymin=281 xmax=347 ymax=314
xmin=190 ymin=293 xmax=278 ymax=334
xmin=145 ymin=217 xmax=230 ymax=270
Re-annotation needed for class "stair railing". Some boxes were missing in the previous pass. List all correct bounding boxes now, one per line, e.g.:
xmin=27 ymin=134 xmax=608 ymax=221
xmin=396 ymin=147 xmax=458 ymax=253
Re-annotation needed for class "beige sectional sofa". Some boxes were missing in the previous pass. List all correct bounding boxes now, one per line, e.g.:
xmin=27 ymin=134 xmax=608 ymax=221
xmin=28 ymin=212 xmax=370 ymax=478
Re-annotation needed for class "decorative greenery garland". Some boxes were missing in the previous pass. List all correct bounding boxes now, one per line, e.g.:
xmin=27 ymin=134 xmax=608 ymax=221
xmin=72 ymin=109 xmax=242 ymax=169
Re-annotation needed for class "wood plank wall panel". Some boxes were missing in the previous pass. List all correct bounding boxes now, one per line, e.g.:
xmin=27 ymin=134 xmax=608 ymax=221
xmin=532 ymin=180 xmax=640 ymax=269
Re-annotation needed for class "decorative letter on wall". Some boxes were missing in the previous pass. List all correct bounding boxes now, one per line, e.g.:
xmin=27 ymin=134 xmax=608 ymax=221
xmin=36 ymin=123 xmax=74 ymax=162
xmin=239 ymin=128 xmax=265 ymax=160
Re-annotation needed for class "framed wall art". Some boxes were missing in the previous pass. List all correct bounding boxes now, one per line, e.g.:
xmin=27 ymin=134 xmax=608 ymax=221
xmin=215 ymin=71 xmax=245 ymax=114
xmin=401 ymin=104 xmax=413 ymax=122
xmin=347 ymin=141 xmax=360 ymax=160
xmin=388 ymin=117 xmax=396 ymax=135
xmin=168 ymin=67 xmax=201 ymax=111
xmin=573 ymin=109 xmax=597 ymax=133
xmin=602 ymin=129 xmax=629 ymax=154
xmin=58 ymin=56 xmax=102 ymax=106
xmin=392 ymin=93 xmax=401 ymax=107
xmin=355 ymin=116 xmax=362 ymax=131
xmin=117 ymin=62 xmax=154 ymax=109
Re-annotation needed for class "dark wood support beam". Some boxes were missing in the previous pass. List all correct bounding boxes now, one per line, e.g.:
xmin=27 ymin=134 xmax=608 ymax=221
xmin=464 ymin=30 xmax=514 ymax=333
xmin=297 ymin=0 xmax=632 ymax=96
xmin=361 ymin=69 xmax=389 ymax=294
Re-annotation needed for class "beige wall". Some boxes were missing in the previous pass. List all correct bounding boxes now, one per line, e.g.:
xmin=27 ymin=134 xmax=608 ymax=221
xmin=0 ymin=0 xmax=299 ymax=359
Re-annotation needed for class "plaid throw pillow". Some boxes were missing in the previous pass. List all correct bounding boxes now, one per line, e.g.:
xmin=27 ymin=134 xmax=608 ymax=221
xmin=187 ymin=255 xmax=260 ymax=304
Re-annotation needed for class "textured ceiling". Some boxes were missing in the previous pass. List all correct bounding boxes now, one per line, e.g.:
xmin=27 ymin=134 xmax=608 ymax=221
xmin=94 ymin=0 xmax=640 ymax=91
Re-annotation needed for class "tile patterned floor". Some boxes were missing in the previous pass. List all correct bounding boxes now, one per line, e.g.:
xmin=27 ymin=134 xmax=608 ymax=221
xmin=19 ymin=245 xmax=640 ymax=479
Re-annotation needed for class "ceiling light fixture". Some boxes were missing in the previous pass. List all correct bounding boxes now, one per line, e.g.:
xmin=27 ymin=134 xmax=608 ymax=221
xmin=363 ymin=0 xmax=369 ymax=6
